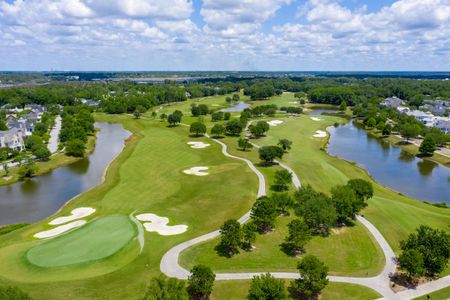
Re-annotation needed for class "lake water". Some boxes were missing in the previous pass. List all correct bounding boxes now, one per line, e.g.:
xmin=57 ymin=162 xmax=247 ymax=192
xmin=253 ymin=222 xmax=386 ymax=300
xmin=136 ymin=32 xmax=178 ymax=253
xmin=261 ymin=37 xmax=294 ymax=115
xmin=219 ymin=102 xmax=250 ymax=112
xmin=309 ymin=107 xmax=340 ymax=115
xmin=327 ymin=121 xmax=450 ymax=204
xmin=0 ymin=123 xmax=131 ymax=225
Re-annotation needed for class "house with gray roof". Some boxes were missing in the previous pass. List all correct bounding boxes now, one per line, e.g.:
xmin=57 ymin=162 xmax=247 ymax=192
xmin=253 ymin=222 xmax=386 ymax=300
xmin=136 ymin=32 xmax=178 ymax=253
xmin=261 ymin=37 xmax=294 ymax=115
xmin=0 ymin=128 xmax=25 ymax=151
xmin=380 ymin=96 xmax=405 ymax=108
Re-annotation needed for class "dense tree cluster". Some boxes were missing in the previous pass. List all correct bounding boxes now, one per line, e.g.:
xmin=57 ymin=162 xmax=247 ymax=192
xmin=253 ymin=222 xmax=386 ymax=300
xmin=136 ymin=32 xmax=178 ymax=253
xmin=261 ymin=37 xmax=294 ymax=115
xmin=398 ymin=226 xmax=449 ymax=280
xmin=191 ymin=104 xmax=209 ymax=116
xmin=249 ymin=121 xmax=270 ymax=138
xmin=59 ymin=107 xmax=94 ymax=157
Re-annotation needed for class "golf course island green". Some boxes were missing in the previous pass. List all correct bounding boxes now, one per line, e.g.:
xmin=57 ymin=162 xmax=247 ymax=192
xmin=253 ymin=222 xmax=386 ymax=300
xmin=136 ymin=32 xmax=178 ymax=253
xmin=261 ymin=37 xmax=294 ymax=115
xmin=27 ymin=215 xmax=136 ymax=268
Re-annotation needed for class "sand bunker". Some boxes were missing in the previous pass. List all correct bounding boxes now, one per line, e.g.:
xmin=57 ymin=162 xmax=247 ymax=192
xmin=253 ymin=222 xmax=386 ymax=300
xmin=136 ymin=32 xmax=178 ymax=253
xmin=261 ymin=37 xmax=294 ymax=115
xmin=267 ymin=120 xmax=284 ymax=127
xmin=288 ymin=101 xmax=299 ymax=104
xmin=311 ymin=117 xmax=322 ymax=121
xmin=49 ymin=207 xmax=96 ymax=225
xmin=34 ymin=220 xmax=86 ymax=239
xmin=183 ymin=166 xmax=209 ymax=176
xmin=136 ymin=213 xmax=188 ymax=235
xmin=187 ymin=141 xmax=210 ymax=149
xmin=313 ymin=130 xmax=327 ymax=138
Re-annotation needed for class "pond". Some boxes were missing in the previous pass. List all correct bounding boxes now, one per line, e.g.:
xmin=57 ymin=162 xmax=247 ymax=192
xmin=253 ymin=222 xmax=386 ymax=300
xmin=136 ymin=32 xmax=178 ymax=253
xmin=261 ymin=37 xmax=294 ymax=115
xmin=309 ymin=107 xmax=340 ymax=115
xmin=0 ymin=123 xmax=131 ymax=226
xmin=327 ymin=121 xmax=450 ymax=204
xmin=219 ymin=102 xmax=250 ymax=113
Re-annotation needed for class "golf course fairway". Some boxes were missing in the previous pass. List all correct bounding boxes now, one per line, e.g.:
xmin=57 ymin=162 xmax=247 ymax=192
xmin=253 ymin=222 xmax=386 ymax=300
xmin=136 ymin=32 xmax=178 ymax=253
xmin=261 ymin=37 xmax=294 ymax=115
xmin=27 ymin=215 xmax=136 ymax=268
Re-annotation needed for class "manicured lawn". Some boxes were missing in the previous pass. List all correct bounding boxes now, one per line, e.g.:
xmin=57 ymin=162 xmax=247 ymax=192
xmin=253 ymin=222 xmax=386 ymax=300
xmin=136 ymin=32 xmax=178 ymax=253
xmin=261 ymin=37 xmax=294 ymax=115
xmin=27 ymin=215 xmax=136 ymax=267
xmin=181 ymin=212 xmax=384 ymax=276
xmin=0 ymin=111 xmax=258 ymax=299
xmin=414 ymin=286 xmax=450 ymax=300
xmin=211 ymin=280 xmax=381 ymax=300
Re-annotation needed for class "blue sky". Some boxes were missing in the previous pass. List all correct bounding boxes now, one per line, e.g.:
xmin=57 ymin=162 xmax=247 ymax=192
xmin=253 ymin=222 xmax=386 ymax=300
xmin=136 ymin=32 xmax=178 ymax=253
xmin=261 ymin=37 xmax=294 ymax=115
xmin=0 ymin=0 xmax=449 ymax=71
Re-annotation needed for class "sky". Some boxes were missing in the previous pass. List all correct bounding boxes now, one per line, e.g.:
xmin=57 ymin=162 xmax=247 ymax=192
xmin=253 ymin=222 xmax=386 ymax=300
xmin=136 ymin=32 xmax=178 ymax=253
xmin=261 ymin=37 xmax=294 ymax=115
xmin=0 ymin=0 xmax=449 ymax=71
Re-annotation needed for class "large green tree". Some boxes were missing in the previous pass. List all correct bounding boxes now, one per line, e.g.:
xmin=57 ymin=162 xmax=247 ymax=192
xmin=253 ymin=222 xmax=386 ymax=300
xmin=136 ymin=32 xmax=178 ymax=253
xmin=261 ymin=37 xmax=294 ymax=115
xmin=251 ymin=197 xmax=278 ymax=233
xmin=283 ymin=219 xmax=311 ymax=256
xmin=419 ymin=136 xmax=436 ymax=156
xmin=247 ymin=273 xmax=287 ymax=300
xmin=290 ymin=255 xmax=329 ymax=299
xmin=216 ymin=219 xmax=242 ymax=257
xmin=142 ymin=276 xmax=188 ymax=300
xmin=258 ymin=146 xmax=284 ymax=165
xmin=273 ymin=169 xmax=292 ymax=191
xmin=190 ymin=122 xmax=207 ymax=137
xmin=187 ymin=265 xmax=216 ymax=300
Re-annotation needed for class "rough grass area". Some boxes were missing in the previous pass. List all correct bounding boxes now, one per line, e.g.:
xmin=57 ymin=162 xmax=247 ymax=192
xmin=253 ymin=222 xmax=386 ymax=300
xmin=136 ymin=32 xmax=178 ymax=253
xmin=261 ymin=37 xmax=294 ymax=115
xmin=413 ymin=286 xmax=450 ymax=300
xmin=27 ymin=215 xmax=136 ymax=268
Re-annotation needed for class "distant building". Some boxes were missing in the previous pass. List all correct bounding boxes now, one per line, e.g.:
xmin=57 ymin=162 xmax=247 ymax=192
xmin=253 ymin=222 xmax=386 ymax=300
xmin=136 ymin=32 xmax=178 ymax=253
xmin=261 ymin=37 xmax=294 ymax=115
xmin=7 ymin=120 xmax=34 ymax=136
xmin=406 ymin=110 xmax=435 ymax=127
xmin=423 ymin=99 xmax=450 ymax=107
xmin=24 ymin=104 xmax=46 ymax=113
xmin=0 ymin=128 xmax=25 ymax=151
xmin=435 ymin=118 xmax=450 ymax=134
xmin=380 ymin=97 xmax=405 ymax=108
xmin=419 ymin=104 xmax=448 ymax=116
xmin=24 ymin=111 xmax=40 ymax=122
xmin=80 ymin=99 xmax=99 ymax=107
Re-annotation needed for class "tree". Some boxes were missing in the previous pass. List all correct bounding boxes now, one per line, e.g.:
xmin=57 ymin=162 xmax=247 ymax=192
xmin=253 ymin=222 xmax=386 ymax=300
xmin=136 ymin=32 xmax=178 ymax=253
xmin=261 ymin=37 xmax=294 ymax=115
xmin=365 ymin=117 xmax=376 ymax=128
xmin=295 ymin=186 xmax=337 ymax=236
xmin=0 ymin=286 xmax=32 ymax=300
xmin=251 ymin=197 xmax=278 ymax=233
xmin=247 ymin=273 xmax=287 ymax=300
xmin=190 ymin=122 xmax=207 ymax=137
xmin=223 ymin=112 xmax=231 ymax=120
xmin=241 ymin=222 xmax=257 ymax=251
xmin=290 ymin=255 xmax=329 ymax=299
xmin=66 ymin=139 xmax=86 ymax=157
xmin=232 ymin=94 xmax=240 ymax=102
xmin=0 ymin=119 xmax=8 ymax=131
xmin=151 ymin=111 xmax=157 ymax=119
xmin=225 ymin=119 xmax=243 ymax=136
xmin=216 ymin=219 xmax=242 ymax=257
xmin=187 ymin=265 xmax=215 ymax=300
xmin=400 ymin=225 xmax=450 ymax=276
xmin=18 ymin=161 xmax=38 ymax=179
xmin=225 ymin=97 xmax=232 ymax=104
xmin=419 ymin=136 xmax=436 ymax=156
xmin=339 ymin=101 xmax=347 ymax=112
xmin=168 ymin=113 xmax=181 ymax=126
xmin=258 ymin=146 xmax=284 ymax=165
xmin=134 ymin=105 xmax=146 ymax=119
xmin=271 ymin=193 xmax=294 ymax=215
xmin=142 ymin=276 xmax=188 ymax=300
xmin=398 ymin=249 xmax=425 ymax=281
xmin=382 ymin=124 xmax=392 ymax=136
xmin=273 ymin=170 xmax=292 ymax=191
xmin=331 ymin=185 xmax=357 ymax=223
xmin=277 ymin=139 xmax=292 ymax=152
xmin=210 ymin=124 xmax=225 ymax=137
xmin=400 ymin=124 xmax=420 ymax=142
xmin=283 ymin=219 xmax=311 ymax=256
xmin=249 ymin=121 xmax=269 ymax=138
xmin=32 ymin=144 xmax=51 ymax=160
xmin=160 ymin=113 xmax=167 ymax=120
xmin=238 ymin=138 xmax=253 ymax=151
xmin=191 ymin=104 xmax=209 ymax=116
xmin=211 ymin=112 xmax=223 ymax=122
xmin=346 ymin=179 xmax=373 ymax=212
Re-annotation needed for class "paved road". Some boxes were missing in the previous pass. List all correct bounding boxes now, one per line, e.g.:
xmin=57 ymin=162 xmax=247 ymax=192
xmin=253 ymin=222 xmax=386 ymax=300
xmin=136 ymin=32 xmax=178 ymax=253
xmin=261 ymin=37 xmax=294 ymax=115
xmin=47 ymin=115 xmax=61 ymax=153
xmin=161 ymin=124 xmax=449 ymax=299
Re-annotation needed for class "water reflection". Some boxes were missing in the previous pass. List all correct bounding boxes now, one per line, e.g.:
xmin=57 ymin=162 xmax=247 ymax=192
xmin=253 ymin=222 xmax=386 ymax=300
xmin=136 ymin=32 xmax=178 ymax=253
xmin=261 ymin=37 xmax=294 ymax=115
xmin=219 ymin=102 xmax=250 ymax=113
xmin=327 ymin=121 xmax=450 ymax=204
xmin=0 ymin=123 xmax=130 ymax=225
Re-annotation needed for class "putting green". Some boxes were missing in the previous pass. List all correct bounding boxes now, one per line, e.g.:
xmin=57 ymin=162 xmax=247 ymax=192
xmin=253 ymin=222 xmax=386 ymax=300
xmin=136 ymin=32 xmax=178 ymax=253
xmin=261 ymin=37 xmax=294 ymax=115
xmin=27 ymin=215 xmax=136 ymax=268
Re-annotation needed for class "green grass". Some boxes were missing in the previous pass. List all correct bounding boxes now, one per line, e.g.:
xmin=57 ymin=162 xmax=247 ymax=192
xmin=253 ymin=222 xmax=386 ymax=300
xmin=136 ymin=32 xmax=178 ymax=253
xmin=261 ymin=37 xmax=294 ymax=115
xmin=414 ymin=286 xmax=450 ymax=300
xmin=0 ymin=109 xmax=258 ymax=298
xmin=26 ymin=215 xmax=136 ymax=268
xmin=181 ymin=213 xmax=384 ymax=276
xmin=211 ymin=280 xmax=381 ymax=300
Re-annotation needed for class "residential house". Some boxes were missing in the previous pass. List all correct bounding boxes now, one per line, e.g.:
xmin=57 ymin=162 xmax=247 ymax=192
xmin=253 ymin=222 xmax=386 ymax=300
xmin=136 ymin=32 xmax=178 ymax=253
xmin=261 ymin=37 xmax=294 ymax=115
xmin=0 ymin=128 xmax=25 ymax=151
xmin=381 ymin=97 xmax=405 ymax=108
xmin=406 ymin=110 xmax=435 ymax=127
xmin=24 ymin=104 xmax=46 ymax=114
xmin=24 ymin=111 xmax=40 ymax=122
xmin=423 ymin=99 xmax=450 ymax=107
xmin=7 ymin=120 xmax=34 ymax=136
xmin=434 ymin=118 xmax=450 ymax=134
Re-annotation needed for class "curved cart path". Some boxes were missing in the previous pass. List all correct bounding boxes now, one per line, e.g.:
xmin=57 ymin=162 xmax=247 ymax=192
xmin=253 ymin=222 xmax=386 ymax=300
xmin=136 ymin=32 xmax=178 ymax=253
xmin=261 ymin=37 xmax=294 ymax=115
xmin=161 ymin=125 xmax=449 ymax=299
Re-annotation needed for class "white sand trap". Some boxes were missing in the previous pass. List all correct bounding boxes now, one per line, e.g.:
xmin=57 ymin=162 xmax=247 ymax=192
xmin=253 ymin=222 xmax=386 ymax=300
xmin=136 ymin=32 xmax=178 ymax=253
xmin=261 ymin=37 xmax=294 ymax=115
xmin=187 ymin=141 xmax=210 ymax=149
xmin=49 ymin=207 xmax=96 ymax=225
xmin=267 ymin=120 xmax=284 ymax=127
xmin=288 ymin=101 xmax=299 ymax=104
xmin=311 ymin=117 xmax=322 ymax=121
xmin=313 ymin=130 xmax=327 ymax=138
xmin=34 ymin=220 xmax=86 ymax=239
xmin=136 ymin=213 xmax=188 ymax=235
xmin=183 ymin=166 xmax=209 ymax=176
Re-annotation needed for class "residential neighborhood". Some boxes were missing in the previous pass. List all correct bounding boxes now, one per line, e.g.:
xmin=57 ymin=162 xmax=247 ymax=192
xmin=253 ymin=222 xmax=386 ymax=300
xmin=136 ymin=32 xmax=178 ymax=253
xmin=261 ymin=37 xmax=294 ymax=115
xmin=381 ymin=97 xmax=450 ymax=133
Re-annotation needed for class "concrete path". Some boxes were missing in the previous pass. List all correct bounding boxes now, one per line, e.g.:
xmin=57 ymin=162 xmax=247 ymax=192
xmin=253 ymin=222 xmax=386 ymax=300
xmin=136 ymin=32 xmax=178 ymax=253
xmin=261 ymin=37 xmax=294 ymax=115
xmin=47 ymin=115 xmax=61 ymax=153
xmin=162 ymin=123 xmax=449 ymax=299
